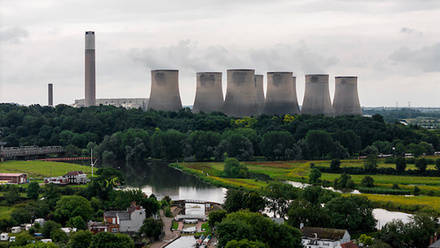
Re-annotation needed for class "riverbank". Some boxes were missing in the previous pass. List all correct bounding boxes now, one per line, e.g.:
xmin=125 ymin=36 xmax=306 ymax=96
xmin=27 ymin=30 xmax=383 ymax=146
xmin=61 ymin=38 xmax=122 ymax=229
xmin=170 ymin=160 xmax=440 ymax=215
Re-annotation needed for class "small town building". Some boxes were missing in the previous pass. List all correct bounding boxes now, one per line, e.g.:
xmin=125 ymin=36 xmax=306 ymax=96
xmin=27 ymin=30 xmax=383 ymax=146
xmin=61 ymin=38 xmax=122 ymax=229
xmin=301 ymin=227 xmax=351 ymax=248
xmin=0 ymin=173 xmax=27 ymax=184
xmin=44 ymin=171 xmax=88 ymax=185
xmin=88 ymin=202 xmax=146 ymax=234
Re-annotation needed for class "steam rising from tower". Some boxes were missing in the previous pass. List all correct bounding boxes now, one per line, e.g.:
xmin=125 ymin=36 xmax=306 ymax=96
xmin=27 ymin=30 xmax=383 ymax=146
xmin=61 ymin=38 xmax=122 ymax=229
xmin=301 ymin=74 xmax=333 ymax=116
xmin=333 ymin=76 xmax=362 ymax=116
xmin=263 ymin=72 xmax=300 ymax=115
xmin=85 ymin=31 xmax=96 ymax=107
xmin=192 ymin=72 xmax=223 ymax=113
xmin=223 ymin=69 xmax=259 ymax=117
xmin=147 ymin=70 xmax=182 ymax=111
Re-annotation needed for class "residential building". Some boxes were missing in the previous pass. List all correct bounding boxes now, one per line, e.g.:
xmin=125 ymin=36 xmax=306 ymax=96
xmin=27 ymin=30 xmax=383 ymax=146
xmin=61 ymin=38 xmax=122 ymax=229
xmin=301 ymin=227 xmax=351 ymax=248
xmin=0 ymin=173 xmax=27 ymax=184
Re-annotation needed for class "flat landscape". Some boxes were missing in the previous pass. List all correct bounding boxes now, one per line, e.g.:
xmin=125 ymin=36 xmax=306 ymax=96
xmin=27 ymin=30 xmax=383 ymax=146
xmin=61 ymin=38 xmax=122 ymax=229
xmin=174 ymin=158 xmax=440 ymax=215
xmin=0 ymin=160 xmax=93 ymax=179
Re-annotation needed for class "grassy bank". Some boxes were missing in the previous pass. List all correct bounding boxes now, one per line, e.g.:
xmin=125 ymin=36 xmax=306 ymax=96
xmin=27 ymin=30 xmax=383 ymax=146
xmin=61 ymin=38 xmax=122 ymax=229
xmin=0 ymin=160 xmax=93 ymax=179
xmin=172 ymin=160 xmax=440 ymax=215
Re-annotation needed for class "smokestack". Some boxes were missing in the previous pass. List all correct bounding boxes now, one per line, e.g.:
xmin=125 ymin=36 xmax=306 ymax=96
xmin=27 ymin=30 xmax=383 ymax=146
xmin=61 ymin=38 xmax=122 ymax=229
xmin=192 ymin=72 xmax=223 ymax=113
xmin=147 ymin=70 xmax=182 ymax=111
xmin=85 ymin=31 xmax=96 ymax=107
xmin=223 ymin=69 xmax=259 ymax=117
xmin=301 ymin=74 xmax=333 ymax=116
xmin=263 ymin=72 xmax=300 ymax=115
xmin=48 ymin=83 xmax=53 ymax=106
xmin=333 ymin=76 xmax=362 ymax=116
xmin=255 ymin=74 xmax=265 ymax=114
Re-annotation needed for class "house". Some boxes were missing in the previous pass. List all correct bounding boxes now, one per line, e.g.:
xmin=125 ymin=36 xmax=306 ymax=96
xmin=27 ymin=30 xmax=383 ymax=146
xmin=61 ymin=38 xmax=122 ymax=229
xmin=44 ymin=171 xmax=88 ymax=185
xmin=89 ymin=202 xmax=146 ymax=234
xmin=301 ymin=227 xmax=351 ymax=248
xmin=429 ymin=239 xmax=440 ymax=248
xmin=0 ymin=173 xmax=27 ymax=184
xmin=341 ymin=241 xmax=359 ymax=248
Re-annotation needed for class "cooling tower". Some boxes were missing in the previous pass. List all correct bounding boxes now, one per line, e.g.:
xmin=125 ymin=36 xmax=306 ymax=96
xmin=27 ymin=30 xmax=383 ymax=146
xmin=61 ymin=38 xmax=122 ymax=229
xmin=333 ymin=76 xmax=362 ymax=116
xmin=255 ymin=74 xmax=265 ymax=114
xmin=223 ymin=69 xmax=259 ymax=117
xmin=147 ymin=70 xmax=182 ymax=111
xmin=85 ymin=31 xmax=96 ymax=107
xmin=301 ymin=74 xmax=333 ymax=116
xmin=263 ymin=72 xmax=300 ymax=115
xmin=48 ymin=83 xmax=53 ymax=106
xmin=192 ymin=72 xmax=223 ymax=113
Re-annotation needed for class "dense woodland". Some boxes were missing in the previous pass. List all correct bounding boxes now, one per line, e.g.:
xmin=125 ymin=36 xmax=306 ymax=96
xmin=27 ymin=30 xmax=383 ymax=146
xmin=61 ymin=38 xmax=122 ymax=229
xmin=0 ymin=103 xmax=439 ymax=163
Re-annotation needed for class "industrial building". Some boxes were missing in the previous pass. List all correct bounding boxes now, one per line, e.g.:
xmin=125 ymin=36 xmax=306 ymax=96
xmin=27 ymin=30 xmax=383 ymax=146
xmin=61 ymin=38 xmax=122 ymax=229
xmin=73 ymin=98 xmax=148 ymax=110
xmin=255 ymin=74 xmax=265 ymax=114
xmin=301 ymin=74 xmax=334 ymax=116
xmin=0 ymin=173 xmax=27 ymax=184
xmin=263 ymin=72 xmax=300 ymax=115
xmin=85 ymin=31 xmax=96 ymax=107
xmin=147 ymin=70 xmax=182 ymax=111
xmin=333 ymin=76 xmax=362 ymax=116
xmin=223 ymin=69 xmax=259 ymax=117
xmin=192 ymin=72 xmax=224 ymax=113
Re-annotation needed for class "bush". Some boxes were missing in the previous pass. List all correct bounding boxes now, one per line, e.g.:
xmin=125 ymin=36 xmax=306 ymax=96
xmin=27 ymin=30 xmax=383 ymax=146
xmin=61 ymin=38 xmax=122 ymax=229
xmin=361 ymin=176 xmax=374 ymax=188
xmin=384 ymin=157 xmax=395 ymax=164
xmin=358 ymin=187 xmax=410 ymax=195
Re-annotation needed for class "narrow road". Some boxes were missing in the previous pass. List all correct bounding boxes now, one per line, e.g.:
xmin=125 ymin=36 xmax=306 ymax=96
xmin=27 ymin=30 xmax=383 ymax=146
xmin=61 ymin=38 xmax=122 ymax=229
xmin=149 ymin=210 xmax=180 ymax=248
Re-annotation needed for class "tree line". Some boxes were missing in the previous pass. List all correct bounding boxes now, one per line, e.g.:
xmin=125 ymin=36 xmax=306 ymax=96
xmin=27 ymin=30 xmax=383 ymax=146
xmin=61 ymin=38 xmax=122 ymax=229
xmin=0 ymin=103 xmax=439 ymax=162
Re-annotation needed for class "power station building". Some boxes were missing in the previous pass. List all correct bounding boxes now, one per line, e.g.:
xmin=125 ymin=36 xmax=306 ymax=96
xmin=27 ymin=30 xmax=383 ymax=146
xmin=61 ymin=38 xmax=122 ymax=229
xmin=301 ymin=74 xmax=334 ymax=116
xmin=73 ymin=98 xmax=148 ymax=110
xmin=333 ymin=76 xmax=362 ymax=116
xmin=263 ymin=72 xmax=300 ymax=115
xmin=255 ymin=74 xmax=265 ymax=114
xmin=192 ymin=72 xmax=223 ymax=113
xmin=223 ymin=69 xmax=259 ymax=117
xmin=85 ymin=31 xmax=96 ymax=107
xmin=147 ymin=70 xmax=182 ymax=111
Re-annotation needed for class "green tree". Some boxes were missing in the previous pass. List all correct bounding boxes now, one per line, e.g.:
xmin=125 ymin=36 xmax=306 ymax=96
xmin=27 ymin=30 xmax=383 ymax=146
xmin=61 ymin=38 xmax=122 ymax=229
xmin=225 ymin=239 xmax=268 ymax=248
xmin=223 ymin=158 xmax=249 ymax=178
xmin=243 ymin=191 xmax=266 ymax=212
xmin=308 ymin=168 xmax=321 ymax=184
xmin=305 ymin=130 xmax=334 ymax=159
xmin=363 ymin=145 xmax=379 ymax=171
xmin=27 ymin=182 xmax=40 ymax=200
xmin=325 ymin=195 xmax=376 ymax=232
xmin=259 ymin=131 xmax=294 ymax=160
xmin=407 ymin=143 xmax=424 ymax=158
xmin=330 ymin=159 xmax=341 ymax=171
xmin=42 ymin=221 xmax=61 ymax=239
xmin=287 ymin=199 xmax=331 ymax=228
xmin=54 ymin=195 xmax=93 ymax=224
xmin=89 ymin=232 xmax=134 ymax=248
xmin=4 ymin=185 xmax=20 ymax=205
xmin=395 ymin=156 xmax=406 ymax=173
xmin=69 ymin=230 xmax=93 ymax=248
xmin=415 ymin=158 xmax=427 ymax=173
xmin=140 ymin=195 xmax=160 ymax=217
xmin=51 ymin=228 xmax=68 ymax=243
xmin=208 ymin=210 xmax=227 ymax=227
xmin=138 ymin=217 xmax=163 ymax=241
xmin=263 ymin=181 xmax=299 ymax=218
xmin=413 ymin=186 xmax=421 ymax=196
xmin=436 ymin=158 xmax=440 ymax=172
xmin=151 ymin=129 xmax=186 ymax=160
xmin=334 ymin=172 xmax=355 ymax=190
xmin=69 ymin=216 xmax=87 ymax=230
xmin=361 ymin=176 xmax=375 ymax=188
xmin=224 ymin=189 xmax=245 ymax=213
xmin=188 ymin=130 xmax=222 ymax=161
xmin=225 ymin=134 xmax=254 ymax=161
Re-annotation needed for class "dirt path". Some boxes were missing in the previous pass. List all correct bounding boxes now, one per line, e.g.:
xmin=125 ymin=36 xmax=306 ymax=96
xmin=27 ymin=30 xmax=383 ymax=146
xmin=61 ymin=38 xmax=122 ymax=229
xmin=149 ymin=210 xmax=180 ymax=248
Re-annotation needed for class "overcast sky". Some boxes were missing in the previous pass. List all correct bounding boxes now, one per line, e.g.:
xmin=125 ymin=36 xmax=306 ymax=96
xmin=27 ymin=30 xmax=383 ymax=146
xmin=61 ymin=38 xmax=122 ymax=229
xmin=0 ymin=0 xmax=439 ymax=107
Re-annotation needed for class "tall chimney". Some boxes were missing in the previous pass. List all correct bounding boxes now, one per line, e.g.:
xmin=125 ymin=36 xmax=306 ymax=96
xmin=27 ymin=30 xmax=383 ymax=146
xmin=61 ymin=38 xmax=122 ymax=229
xmin=85 ymin=31 xmax=96 ymax=107
xmin=48 ymin=83 xmax=53 ymax=106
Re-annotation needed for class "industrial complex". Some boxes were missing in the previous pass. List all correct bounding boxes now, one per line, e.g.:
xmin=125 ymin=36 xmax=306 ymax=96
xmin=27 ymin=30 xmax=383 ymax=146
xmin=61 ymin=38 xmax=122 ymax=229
xmin=76 ymin=31 xmax=362 ymax=117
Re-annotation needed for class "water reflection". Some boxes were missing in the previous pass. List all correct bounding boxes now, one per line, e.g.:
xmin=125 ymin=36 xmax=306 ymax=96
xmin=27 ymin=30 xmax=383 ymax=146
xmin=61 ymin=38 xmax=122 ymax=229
xmin=373 ymin=208 xmax=411 ymax=229
xmin=111 ymin=160 xmax=226 ymax=203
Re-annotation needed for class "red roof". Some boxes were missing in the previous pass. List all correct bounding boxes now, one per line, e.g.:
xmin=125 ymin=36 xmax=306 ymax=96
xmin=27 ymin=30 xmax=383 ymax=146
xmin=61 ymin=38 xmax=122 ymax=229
xmin=64 ymin=171 xmax=85 ymax=176
xmin=341 ymin=241 xmax=359 ymax=248
xmin=0 ymin=173 xmax=26 ymax=177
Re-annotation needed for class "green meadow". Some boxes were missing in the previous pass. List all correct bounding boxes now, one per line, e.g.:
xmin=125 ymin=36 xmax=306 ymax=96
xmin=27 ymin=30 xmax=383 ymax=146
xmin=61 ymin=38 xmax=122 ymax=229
xmin=0 ymin=160 xmax=93 ymax=179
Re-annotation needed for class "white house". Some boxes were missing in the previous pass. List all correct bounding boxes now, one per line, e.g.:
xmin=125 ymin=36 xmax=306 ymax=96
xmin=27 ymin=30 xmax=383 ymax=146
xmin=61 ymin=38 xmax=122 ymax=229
xmin=102 ymin=202 xmax=146 ymax=233
xmin=301 ymin=227 xmax=351 ymax=248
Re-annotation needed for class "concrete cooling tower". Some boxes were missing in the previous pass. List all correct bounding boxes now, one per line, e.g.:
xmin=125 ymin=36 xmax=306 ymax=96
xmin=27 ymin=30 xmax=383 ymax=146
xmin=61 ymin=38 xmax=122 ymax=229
xmin=255 ymin=74 xmax=265 ymax=114
xmin=147 ymin=70 xmax=182 ymax=111
xmin=223 ymin=69 xmax=259 ymax=117
xmin=263 ymin=72 xmax=300 ymax=115
xmin=301 ymin=74 xmax=333 ymax=116
xmin=333 ymin=76 xmax=362 ymax=116
xmin=192 ymin=72 xmax=223 ymax=113
xmin=85 ymin=31 xmax=96 ymax=107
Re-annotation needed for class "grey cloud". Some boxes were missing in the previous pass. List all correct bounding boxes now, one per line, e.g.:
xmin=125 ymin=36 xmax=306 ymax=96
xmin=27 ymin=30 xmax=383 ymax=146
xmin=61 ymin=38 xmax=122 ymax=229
xmin=390 ymin=43 xmax=440 ymax=72
xmin=128 ymin=40 xmax=339 ymax=74
xmin=400 ymin=27 xmax=422 ymax=36
xmin=0 ymin=27 xmax=29 ymax=44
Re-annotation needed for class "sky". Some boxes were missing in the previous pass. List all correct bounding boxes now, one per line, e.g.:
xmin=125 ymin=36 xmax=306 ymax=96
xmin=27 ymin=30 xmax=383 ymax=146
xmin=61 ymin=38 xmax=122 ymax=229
xmin=0 ymin=0 xmax=439 ymax=107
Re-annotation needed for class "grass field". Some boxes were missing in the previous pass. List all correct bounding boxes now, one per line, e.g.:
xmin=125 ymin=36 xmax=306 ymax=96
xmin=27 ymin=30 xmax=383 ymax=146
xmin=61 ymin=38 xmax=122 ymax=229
xmin=0 ymin=206 xmax=14 ymax=218
xmin=176 ymin=159 xmax=440 ymax=214
xmin=0 ymin=160 xmax=93 ymax=179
